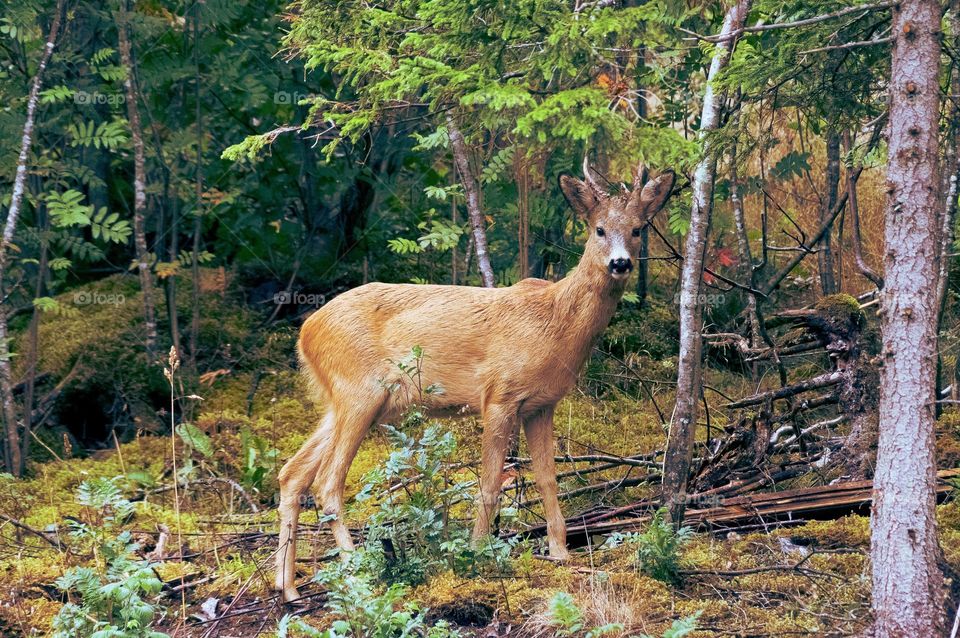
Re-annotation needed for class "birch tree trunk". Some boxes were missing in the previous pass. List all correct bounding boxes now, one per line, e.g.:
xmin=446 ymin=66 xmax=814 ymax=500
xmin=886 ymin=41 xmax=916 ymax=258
xmin=117 ymin=3 xmax=159 ymax=359
xmin=871 ymin=0 xmax=944 ymax=633
xmin=0 ymin=0 xmax=65 ymax=475
xmin=446 ymin=117 xmax=495 ymax=288
xmin=661 ymin=0 xmax=752 ymax=524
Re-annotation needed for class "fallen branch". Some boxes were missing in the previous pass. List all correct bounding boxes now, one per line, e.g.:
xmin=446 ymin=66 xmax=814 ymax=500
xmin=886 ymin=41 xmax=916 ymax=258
xmin=772 ymin=414 xmax=848 ymax=451
xmin=519 ymin=473 xmax=659 ymax=508
xmin=0 ymin=512 xmax=62 ymax=549
xmin=681 ymin=548 xmax=861 ymax=580
xmin=507 ymin=452 xmax=660 ymax=468
xmin=725 ymin=371 xmax=845 ymax=409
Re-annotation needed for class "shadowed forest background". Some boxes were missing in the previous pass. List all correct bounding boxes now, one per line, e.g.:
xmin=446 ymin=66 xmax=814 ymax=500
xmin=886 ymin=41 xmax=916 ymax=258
xmin=0 ymin=0 xmax=958 ymax=636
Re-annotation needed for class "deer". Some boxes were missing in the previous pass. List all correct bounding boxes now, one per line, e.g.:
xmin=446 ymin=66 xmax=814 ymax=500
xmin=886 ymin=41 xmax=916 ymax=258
xmin=275 ymin=159 xmax=676 ymax=602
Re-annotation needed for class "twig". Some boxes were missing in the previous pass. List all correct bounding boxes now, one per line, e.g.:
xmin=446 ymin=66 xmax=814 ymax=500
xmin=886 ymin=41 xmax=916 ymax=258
xmin=681 ymin=2 xmax=895 ymax=43
xmin=507 ymin=452 xmax=660 ymax=468
xmin=800 ymin=35 xmax=893 ymax=54
xmin=519 ymin=473 xmax=658 ymax=508
xmin=148 ymin=477 xmax=260 ymax=513
xmin=681 ymin=548 xmax=859 ymax=580
xmin=0 ymin=513 xmax=61 ymax=549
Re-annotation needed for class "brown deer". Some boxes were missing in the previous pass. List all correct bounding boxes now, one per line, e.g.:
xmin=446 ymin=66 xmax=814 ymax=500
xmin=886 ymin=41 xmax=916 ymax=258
xmin=275 ymin=160 xmax=675 ymax=601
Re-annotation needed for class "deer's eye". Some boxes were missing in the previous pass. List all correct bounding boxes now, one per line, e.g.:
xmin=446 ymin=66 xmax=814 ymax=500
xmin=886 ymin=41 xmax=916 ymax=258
xmin=632 ymin=227 xmax=641 ymax=237
xmin=596 ymin=227 xmax=605 ymax=237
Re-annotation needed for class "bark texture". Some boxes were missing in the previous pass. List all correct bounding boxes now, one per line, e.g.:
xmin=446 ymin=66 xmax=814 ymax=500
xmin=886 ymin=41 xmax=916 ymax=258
xmin=118 ymin=4 xmax=159 ymax=358
xmin=661 ymin=0 xmax=752 ymax=524
xmin=818 ymin=129 xmax=840 ymax=294
xmin=871 ymin=0 xmax=944 ymax=634
xmin=446 ymin=117 xmax=495 ymax=288
xmin=0 ymin=0 xmax=65 ymax=475
xmin=844 ymin=130 xmax=884 ymax=289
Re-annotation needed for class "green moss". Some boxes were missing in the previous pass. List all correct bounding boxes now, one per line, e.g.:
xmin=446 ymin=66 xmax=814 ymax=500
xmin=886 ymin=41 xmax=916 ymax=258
xmin=782 ymin=515 xmax=871 ymax=548
xmin=814 ymin=293 xmax=866 ymax=337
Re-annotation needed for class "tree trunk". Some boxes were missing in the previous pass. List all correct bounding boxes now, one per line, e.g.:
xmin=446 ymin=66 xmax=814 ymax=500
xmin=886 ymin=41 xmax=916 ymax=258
xmin=117 ymin=3 xmax=158 ymax=359
xmin=871 ymin=0 xmax=944 ymax=634
xmin=729 ymin=137 xmax=763 ymax=386
xmin=818 ymin=129 xmax=840 ymax=295
xmin=729 ymin=118 xmax=762 ymax=352
xmin=189 ymin=1 xmax=203 ymax=370
xmin=844 ymin=130 xmax=884 ymax=289
xmin=19 ymin=208 xmax=50 ymax=474
xmin=632 ymin=36 xmax=650 ymax=305
xmin=661 ymin=0 xmax=752 ymax=525
xmin=446 ymin=116 xmax=495 ymax=288
xmin=635 ymin=227 xmax=649 ymax=305
xmin=0 ymin=0 xmax=65 ymax=475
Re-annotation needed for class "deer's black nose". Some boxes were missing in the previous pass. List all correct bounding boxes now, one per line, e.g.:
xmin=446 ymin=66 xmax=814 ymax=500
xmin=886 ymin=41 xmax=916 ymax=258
xmin=609 ymin=258 xmax=633 ymax=274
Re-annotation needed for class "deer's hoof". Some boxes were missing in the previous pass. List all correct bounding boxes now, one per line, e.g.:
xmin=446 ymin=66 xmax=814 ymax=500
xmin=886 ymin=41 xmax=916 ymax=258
xmin=281 ymin=586 xmax=302 ymax=604
xmin=549 ymin=547 xmax=571 ymax=561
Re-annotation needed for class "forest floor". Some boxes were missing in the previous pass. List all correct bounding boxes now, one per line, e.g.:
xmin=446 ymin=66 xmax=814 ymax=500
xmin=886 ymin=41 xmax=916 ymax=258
xmin=4 ymin=367 xmax=960 ymax=638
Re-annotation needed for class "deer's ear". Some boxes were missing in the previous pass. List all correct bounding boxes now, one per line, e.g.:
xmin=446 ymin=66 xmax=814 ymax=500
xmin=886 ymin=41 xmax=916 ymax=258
xmin=630 ymin=171 xmax=676 ymax=221
xmin=559 ymin=173 xmax=601 ymax=218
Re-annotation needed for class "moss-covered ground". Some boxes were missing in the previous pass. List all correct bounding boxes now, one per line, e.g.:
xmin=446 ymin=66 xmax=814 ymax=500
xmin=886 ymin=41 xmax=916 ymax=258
xmin=6 ymin=367 xmax=960 ymax=637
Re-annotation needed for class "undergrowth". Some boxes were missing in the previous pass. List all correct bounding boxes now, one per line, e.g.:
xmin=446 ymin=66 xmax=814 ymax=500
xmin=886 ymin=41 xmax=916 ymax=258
xmin=51 ymin=478 xmax=168 ymax=638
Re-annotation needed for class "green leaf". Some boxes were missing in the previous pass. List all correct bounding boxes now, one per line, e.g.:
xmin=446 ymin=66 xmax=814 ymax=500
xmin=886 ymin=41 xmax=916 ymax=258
xmin=176 ymin=423 xmax=214 ymax=458
xmin=47 ymin=190 xmax=93 ymax=227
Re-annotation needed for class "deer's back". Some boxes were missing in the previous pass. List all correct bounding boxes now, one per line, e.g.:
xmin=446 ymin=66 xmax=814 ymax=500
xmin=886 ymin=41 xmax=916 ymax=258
xmin=298 ymin=280 xmax=578 ymax=412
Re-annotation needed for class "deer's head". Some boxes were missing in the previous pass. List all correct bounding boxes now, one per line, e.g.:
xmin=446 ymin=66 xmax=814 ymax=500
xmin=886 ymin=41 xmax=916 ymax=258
xmin=559 ymin=159 xmax=675 ymax=281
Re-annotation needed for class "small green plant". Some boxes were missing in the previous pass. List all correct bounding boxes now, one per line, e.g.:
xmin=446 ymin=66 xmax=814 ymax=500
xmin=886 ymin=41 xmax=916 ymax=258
xmin=238 ymin=425 xmax=279 ymax=492
xmin=277 ymin=553 xmax=460 ymax=638
xmin=643 ymin=612 xmax=701 ymax=638
xmin=381 ymin=346 xmax=443 ymax=426
xmin=604 ymin=507 xmax=693 ymax=586
xmin=51 ymin=478 xmax=169 ymax=638
xmin=174 ymin=421 xmax=213 ymax=482
xmin=353 ymin=422 xmax=511 ymax=585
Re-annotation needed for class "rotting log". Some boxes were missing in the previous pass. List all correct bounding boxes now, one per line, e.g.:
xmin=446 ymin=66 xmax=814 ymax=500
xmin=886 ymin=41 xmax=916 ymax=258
xmin=512 ymin=469 xmax=960 ymax=547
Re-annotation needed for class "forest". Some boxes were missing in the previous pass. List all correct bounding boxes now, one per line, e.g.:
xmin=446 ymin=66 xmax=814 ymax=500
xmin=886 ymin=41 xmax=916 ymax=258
xmin=0 ymin=0 xmax=957 ymax=636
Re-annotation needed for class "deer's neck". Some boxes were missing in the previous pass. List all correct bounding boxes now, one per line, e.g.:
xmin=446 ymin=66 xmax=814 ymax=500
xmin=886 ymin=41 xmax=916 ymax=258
xmin=550 ymin=252 xmax=626 ymax=365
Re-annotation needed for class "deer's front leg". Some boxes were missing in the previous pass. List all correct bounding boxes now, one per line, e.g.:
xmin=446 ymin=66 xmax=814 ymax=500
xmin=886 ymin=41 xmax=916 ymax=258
xmin=523 ymin=406 xmax=569 ymax=560
xmin=473 ymin=403 xmax=518 ymax=542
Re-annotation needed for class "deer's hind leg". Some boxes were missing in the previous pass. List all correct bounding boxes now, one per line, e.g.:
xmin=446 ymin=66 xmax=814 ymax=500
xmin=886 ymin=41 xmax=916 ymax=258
xmin=276 ymin=409 xmax=336 ymax=602
xmin=315 ymin=392 xmax=388 ymax=553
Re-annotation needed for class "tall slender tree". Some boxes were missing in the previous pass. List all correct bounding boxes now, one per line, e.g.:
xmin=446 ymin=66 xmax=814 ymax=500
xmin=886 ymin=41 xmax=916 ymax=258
xmin=447 ymin=117 xmax=495 ymax=288
xmin=818 ymin=129 xmax=840 ymax=294
xmin=661 ymin=0 xmax=752 ymax=524
xmin=0 ymin=0 xmax=66 ymax=475
xmin=117 ymin=0 xmax=158 ymax=359
xmin=870 ymin=0 xmax=944 ymax=634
